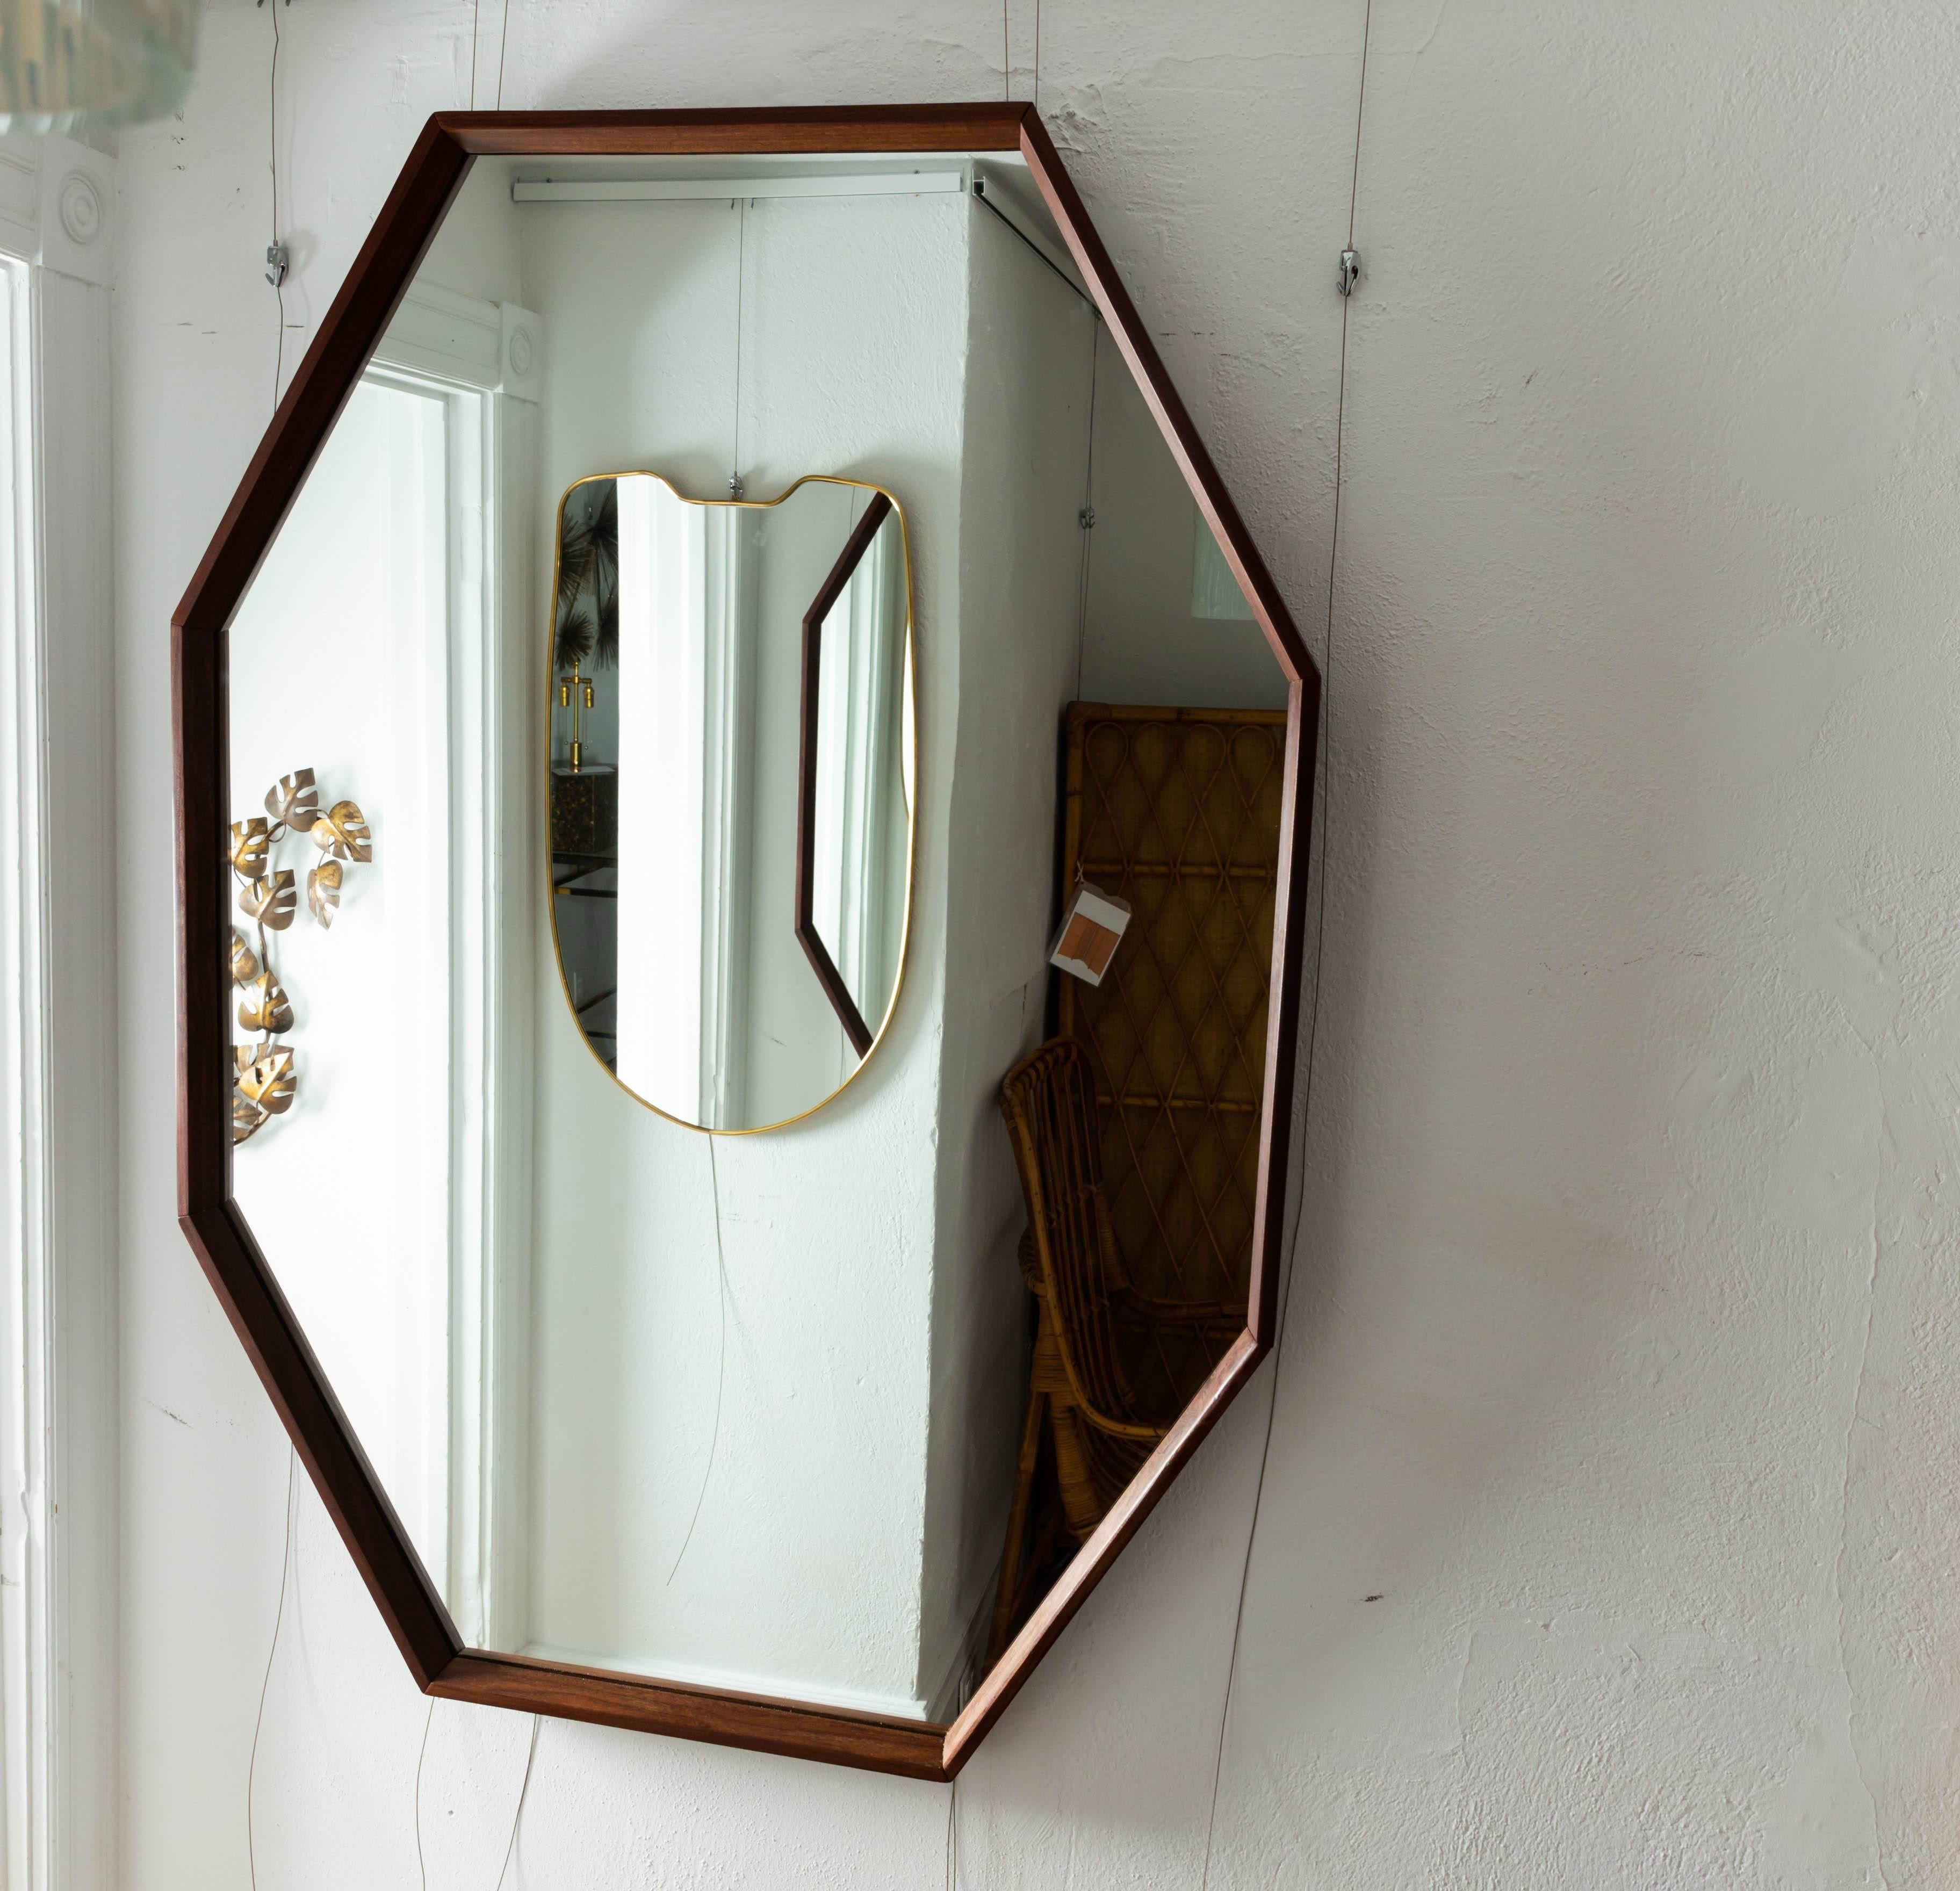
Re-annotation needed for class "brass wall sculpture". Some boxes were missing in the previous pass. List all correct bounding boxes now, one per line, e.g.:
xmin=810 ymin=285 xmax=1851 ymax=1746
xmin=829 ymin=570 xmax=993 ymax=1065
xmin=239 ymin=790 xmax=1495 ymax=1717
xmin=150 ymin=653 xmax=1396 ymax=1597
xmin=227 ymin=767 xmax=371 ymax=1144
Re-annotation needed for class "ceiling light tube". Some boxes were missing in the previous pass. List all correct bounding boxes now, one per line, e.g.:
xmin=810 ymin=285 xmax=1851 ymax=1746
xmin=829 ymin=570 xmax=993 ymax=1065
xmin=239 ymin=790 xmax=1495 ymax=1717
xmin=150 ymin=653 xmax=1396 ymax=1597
xmin=512 ymin=169 xmax=969 ymax=205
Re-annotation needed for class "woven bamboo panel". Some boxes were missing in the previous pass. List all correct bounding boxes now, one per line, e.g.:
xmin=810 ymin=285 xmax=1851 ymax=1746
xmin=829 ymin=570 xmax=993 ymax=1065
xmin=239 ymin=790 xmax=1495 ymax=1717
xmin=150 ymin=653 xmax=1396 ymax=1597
xmin=1058 ymin=703 xmax=1286 ymax=1320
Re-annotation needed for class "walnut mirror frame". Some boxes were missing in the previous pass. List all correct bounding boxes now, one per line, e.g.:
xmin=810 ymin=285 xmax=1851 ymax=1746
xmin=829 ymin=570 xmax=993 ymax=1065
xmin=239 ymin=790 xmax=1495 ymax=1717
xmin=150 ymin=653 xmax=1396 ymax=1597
xmin=173 ymin=103 xmax=1321 ymax=1781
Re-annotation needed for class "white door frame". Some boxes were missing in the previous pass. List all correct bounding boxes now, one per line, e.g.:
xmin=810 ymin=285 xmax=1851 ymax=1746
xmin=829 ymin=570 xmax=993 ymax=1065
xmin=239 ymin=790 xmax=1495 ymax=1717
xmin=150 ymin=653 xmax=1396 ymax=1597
xmin=0 ymin=131 xmax=119 ymax=1891
xmin=370 ymin=284 xmax=541 ymax=1654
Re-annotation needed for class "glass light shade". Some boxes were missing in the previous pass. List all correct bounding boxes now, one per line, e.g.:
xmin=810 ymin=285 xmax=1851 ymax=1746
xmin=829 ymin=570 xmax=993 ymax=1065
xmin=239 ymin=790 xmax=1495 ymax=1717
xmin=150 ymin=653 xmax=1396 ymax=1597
xmin=0 ymin=0 xmax=199 ymax=133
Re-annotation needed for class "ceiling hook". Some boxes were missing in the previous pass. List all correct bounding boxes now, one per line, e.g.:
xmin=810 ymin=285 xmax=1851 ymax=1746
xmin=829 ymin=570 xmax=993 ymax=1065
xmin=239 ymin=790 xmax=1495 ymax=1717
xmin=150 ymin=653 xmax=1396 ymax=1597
xmin=1338 ymin=247 xmax=1361 ymax=298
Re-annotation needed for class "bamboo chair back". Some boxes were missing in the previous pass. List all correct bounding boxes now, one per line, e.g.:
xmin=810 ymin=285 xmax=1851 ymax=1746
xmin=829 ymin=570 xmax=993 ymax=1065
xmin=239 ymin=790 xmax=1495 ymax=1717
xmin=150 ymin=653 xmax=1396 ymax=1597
xmin=1057 ymin=703 xmax=1281 ymax=1402
xmin=1000 ymin=1038 xmax=1163 ymax=1536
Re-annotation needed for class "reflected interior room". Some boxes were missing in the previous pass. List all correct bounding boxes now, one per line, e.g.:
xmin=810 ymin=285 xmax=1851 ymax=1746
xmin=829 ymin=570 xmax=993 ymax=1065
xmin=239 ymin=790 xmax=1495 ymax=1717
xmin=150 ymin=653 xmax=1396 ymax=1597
xmin=222 ymin=143 xmax=1288 ymax=1731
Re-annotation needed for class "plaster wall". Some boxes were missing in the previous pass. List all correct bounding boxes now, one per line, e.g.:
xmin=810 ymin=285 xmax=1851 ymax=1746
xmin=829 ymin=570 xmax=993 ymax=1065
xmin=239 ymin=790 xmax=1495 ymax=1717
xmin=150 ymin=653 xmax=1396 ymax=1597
xmin=227 ymin=379 xmax=455 ymax=1600
xmin=914 ymin=200 xmax=1099 ymax=1713
xmin=1081 ymin=322 xmax=1289 ymax=712
xmin=499 ymin=181 xmax=975 ymax=1710
xmin=114 ymin=1 xmax=1960 ymax=1887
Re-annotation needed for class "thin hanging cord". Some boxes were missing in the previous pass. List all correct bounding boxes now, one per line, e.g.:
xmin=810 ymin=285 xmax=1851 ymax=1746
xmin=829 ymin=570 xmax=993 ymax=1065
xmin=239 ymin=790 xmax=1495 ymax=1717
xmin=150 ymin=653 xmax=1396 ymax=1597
xmin=1196 ymin=1 xmax=1371 ymax=1882
xmin=730 ymin=198 xmax=747 ymax=492
xmin=668 ymin=1135 xmax=731 ymax=1583
xmin=246 ymin=1449 xmax=298 ymax=1891
xmin=494 ymin=1717 xmax=542 ymax=1889
xmin=413 ymin=1699 xmax=436 ymax=1891
xmin=469 ymin=0 xmax=480 ymax=106
xmin=268 ymin=1 xmax=284 ymax=407
xmin=1034 ymin=0 xmax=1040 ymax=109
xmin=495 ymin=0 xmax=510 ymax=108
xmin=1073 ymin=324 xmax=1099 ymax=701
xmin=943 ymin=1774 xmax=960 ymax=1888
xmin=1001 ymin=0 xmax=1010 ymax=99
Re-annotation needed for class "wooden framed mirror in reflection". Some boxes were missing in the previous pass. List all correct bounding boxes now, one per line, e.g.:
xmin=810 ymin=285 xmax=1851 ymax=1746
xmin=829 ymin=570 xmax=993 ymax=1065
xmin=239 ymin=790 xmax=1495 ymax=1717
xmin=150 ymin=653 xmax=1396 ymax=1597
xmin=174 ymin=103 xmax=1319 ymax=1781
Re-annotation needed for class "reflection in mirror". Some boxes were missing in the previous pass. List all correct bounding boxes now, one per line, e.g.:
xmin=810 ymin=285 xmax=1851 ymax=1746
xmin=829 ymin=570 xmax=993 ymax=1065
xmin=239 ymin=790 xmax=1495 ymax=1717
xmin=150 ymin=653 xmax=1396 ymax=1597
xmin=548 ymin=473 xmax=911 ymax=1129
xmin=225 ymin=145 xmax=1286 ymax=1726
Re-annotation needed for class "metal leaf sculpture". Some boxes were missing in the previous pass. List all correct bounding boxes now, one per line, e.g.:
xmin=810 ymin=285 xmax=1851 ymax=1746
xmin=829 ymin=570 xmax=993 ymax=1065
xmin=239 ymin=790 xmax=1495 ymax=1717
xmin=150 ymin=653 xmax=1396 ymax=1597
xmin=237 ymin=972 xmax=294 ymax=1035
xmin=307 ymin=859 xmax=342 ymax=928
xmin=235 ymin=1043 xmax=296 ymax=1116
xmin=265 ymin=768 xmax=320 ymax=833
xmin=311 ymin=800 xmax=371 ymax=864
xmin=237 ymin=869 xmax=297 ymax=930
xmin=229 ymin=818 xmax=269 ymax=877
xmin=228 ymin=770 xmax=373 ymax=1144
xmin=233 ymin=1089 xmax=266 ymax=1145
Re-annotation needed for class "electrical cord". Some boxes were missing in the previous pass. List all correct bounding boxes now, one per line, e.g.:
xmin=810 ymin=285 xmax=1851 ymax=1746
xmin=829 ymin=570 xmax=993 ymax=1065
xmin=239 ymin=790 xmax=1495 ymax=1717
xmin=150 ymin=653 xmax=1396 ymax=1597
xmin=1195 ymin=1 xmax=1372 ymax=1882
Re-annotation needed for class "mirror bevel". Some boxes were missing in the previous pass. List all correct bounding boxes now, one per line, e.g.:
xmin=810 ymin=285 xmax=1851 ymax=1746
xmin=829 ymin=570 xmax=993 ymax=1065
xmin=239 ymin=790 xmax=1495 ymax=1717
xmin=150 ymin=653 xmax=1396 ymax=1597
xmin=545 ymin=470 xmax=917 ymax=1135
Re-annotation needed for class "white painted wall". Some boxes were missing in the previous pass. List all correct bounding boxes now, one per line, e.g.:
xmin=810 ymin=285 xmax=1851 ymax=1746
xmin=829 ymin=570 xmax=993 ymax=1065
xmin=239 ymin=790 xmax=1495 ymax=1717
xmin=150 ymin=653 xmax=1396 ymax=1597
xmin=1082 ymin=320 xmax=1290 ymax=711
xmin=508 ymin=177 xmax=979 ymax=1713
xmin=915 ymin=200 xmax=1097 ymax=1715
xmin=228 ymin=377 xmax=456 ymax=1597
xmin=113 ymin=2 xmax=1960 ymax=1887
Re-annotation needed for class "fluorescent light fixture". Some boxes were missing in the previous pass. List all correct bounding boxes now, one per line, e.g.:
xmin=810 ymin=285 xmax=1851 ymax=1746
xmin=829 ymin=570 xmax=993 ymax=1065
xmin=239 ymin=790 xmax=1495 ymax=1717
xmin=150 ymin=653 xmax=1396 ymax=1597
xmin=513 ymin=169 xmax=969 ymax=205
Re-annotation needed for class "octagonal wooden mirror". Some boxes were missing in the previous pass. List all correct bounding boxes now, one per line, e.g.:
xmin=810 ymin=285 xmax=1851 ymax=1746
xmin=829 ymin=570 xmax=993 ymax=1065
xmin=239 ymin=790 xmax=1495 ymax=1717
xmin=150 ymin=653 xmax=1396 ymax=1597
xmin=174 ymin=103 xmax=1319 ymax=1779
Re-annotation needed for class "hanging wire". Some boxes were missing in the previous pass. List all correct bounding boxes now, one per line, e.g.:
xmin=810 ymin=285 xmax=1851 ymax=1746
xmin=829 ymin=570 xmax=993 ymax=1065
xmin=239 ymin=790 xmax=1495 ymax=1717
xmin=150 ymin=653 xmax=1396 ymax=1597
xmin=1197 ymin=0 xmax=1372 ymax=1881
xmin=494 ymin=1717 xmax=543 ymax=1889
xmin=729 ymin=197 xmax=747 ymax=495
xmin=1073 ymin=324 xmax=1100 ymax=701
xmin=1001 ymin=0 xmax=1009 ymax=100
xmin=413 ymin=1699 xmax=436 ymax=1891
xmin=246 ymin=1449 xmax=299 ymax=1890
xmin=469 ymin=0 xmax=480 ymax=106
xmin=268 ymin=1 xmax=284 ymax=407
xmin=943 ymin=1772 xmax=961 ymax=1887
xmin=495 ymin=0 xmax=511 ymax=108
xmin=668 ymin=1134 xmax=731 ymax=1583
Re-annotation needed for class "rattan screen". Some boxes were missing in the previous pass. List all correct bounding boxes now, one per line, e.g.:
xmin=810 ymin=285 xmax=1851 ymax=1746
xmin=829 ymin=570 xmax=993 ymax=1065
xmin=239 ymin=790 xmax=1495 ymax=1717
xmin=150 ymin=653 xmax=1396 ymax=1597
xmin=1058 ymin=703 xmax=1287 ymax=1318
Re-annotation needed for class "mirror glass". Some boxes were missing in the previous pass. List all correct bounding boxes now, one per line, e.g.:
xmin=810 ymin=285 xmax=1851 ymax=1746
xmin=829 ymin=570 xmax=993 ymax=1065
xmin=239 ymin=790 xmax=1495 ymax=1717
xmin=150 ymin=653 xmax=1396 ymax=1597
xmin=548 ymin=473 xmax=912 ymax=1129
xmin=224 ymin=146 xmax=1287 ymax=1723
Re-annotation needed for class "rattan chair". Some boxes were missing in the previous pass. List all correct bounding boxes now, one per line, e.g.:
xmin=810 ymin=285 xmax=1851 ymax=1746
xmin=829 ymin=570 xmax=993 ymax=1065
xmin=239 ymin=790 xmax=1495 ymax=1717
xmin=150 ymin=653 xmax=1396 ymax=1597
xmin=988 ymin=1037 xmax=1243 ymax=1663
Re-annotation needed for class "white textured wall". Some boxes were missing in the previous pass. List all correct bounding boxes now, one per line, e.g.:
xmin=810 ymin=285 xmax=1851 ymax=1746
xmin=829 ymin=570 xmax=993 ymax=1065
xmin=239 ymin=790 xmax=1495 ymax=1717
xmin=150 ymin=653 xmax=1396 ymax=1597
xmin=511 ymin=178 xmax=972 ymax=1715
xmin=114 ymin=1 xmax=1960 ymax=1887
xmin=916 ymin=198 xmax=1098 ymax=1715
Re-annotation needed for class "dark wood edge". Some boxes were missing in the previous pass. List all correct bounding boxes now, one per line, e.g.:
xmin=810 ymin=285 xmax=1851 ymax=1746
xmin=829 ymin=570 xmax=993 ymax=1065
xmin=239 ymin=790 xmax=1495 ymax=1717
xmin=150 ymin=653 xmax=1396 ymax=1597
xmin=172 ymin=99 xmax=1318 ymax=1784
xmin=179 ymin=1201 xmax=461 ymax=1684
xmin=173 ymin=116 xmax=478 ymax=1693
xmin=1016 ymin=115 xmax=1319 ymax=691
xmin=941 ymin=1327 xmax=1266 ymax=1774
xmin=176 ymin=117 xmax=472 ymax=1221
xmin=430 ymin=1648 xmax=949 ymax=1781
xmin=171 ymin=117 xmax=472 ymax=646
xmin=431 ymin=102 xmax=1031 ymax=156
xmin=794 ymin=490 xmax=893 ymax=1058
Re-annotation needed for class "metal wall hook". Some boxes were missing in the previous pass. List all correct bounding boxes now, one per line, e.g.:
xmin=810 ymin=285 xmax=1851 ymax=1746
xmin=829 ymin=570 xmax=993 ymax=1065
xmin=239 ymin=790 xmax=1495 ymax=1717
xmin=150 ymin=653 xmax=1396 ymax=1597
xmin=265 ymin=242 xmax=289 ymax=288
xmin=1338 ymin=247 xmax=1361 ymax=297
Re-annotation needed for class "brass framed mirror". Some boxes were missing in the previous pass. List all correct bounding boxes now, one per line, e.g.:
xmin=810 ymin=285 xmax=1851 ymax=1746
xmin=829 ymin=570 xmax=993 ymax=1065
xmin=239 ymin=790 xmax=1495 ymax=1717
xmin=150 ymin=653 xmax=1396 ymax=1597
xmin=546 ymin=471 xmax=914 ymax=1130
xmin=174 ymin=103 xmax=1320 ymax=1781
